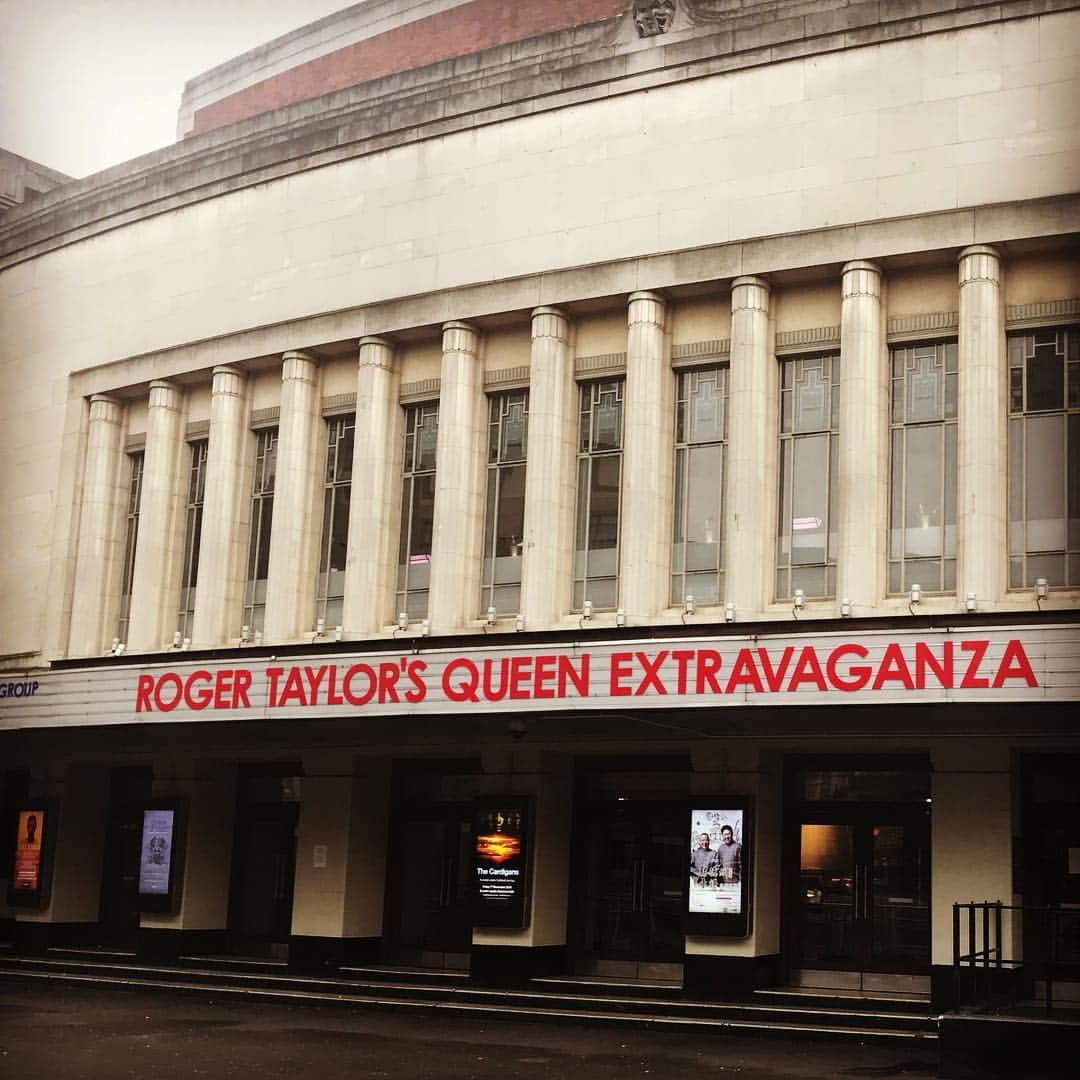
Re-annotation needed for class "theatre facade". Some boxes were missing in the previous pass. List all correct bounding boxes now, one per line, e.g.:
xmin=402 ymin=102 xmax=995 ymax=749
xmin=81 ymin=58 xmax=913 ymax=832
xmin=1 ymin=0 xmax=1079 ymax=1006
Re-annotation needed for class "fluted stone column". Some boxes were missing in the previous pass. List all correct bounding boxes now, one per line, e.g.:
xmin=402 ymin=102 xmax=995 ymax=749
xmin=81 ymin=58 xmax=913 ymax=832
xmin=957 ymin=246 xmax=1007 ymax=608
xmin=724 ymin=277 xmax=775 ymax=618
xmin=192 ymin=365 xmax=249 ymax=648
xmin=263 ymin=351 xmax=322 ymax=641
xmin=127 ymin=380 xmax=186 ymax=651
xmin=520 ymin=308 xmax=575 ymax=628
xmin=620 ymin=291 xmax=672 ymax=620
xmin=428 ymin=321 xmax=486 ymax=633
xmin=343 ymin=337 xmax=402 ymax=635
xmin=837 ymin=261 xmax=887 ymax=613
xmin=68 ymin=394 xmax=125 ymax=657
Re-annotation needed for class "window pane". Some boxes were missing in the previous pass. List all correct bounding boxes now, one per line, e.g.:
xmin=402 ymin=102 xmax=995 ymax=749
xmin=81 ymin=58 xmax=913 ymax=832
xmin=1027 ymin=334 xmax=1064 ymax=411
xmin=1008 ymin=418 xmax=1024 ymax=554
xmin=494 ymin=463 xmax=526 ymax=560
xmin=1069 ymin=413 xmax=1080 ymax=551
xmin=791 ymin=434 xmax=827 ymax=565
xmin=410 ymin=473 xmax=436 ymax=560
xmin=588 ymin=455 xmax=621 ymax=555
xmin=684 ymin=443 xmax=723 ymax=571
xmin=1026 ymin=414 xmax=1066 ymax=551
xmin=903 ymin=424 xmax=943 ymax=558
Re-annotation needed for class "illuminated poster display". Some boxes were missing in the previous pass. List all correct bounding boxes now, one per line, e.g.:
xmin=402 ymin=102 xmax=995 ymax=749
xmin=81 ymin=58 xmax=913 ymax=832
xmin=687 ymin=802 xmax=751 ymax=936
xmin=137 ymin=802 xmax=184 ymax=912
xmin=472 ymin=798 xmax=530 ymax=928
xmin=13 ymin=809 xmax=44 ymax=892
xmin=138 ymin=809 xmax=175 ymax=896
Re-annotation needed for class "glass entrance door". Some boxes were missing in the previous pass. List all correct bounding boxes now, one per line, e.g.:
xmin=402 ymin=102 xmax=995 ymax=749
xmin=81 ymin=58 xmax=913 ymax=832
xmin=571 ymin=803 xmax=686 ymax=977
xmin=794 ymin=810 xmax=930 ymax=974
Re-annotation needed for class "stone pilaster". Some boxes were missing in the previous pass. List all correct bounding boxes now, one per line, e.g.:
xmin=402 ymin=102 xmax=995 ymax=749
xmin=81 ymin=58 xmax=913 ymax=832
xmin=127 ymin=380 xmax=186 ymax=651
xmin=837 ymin=261 xmax=887 ymax=613
xmin=957 ymin=245 xmax=1007 ymax=607
xmin=68 ymin=394 xmax=125 ymax=656
xmin=428 ymin=321 xmax=486 ymax=632
xmin=724 ymin=277 xmax=775 ymax=618
xmin=192 ymin=366 xmax=249 ymax=648
xmin=620 ymin=291 xmax=672 ymax=620
xmin=343 ymin=338 xmax=402 ymax=635
xmin=263 ymin=351 xmax=322 ymax=641
xmin=520 ymin=308 xmax=575 ymax=628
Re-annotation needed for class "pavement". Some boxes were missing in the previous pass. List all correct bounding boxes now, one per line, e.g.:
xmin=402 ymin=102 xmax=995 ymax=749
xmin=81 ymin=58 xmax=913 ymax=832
xmin=0 ymin=983 xmax=941 ymax=1080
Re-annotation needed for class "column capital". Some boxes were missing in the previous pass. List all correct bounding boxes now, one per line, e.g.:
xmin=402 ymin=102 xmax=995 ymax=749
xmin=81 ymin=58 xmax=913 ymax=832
xmin=731 ymin=276 xmax=770 ymax=311
xmin=211 ymin=365 xmax=246 ymax=397
xmin=531 ymin=306 xmax=569 ymax=342
xmin=442 ymin=320 xmax=479 ymax=353
xmin=88 ymin=394 xmax=123 ymax=425
xmin=281 ymin=350 xmax=318 ymax=382
xmin=959 ymin=245 xmax=1001 ymax=286
xmin=148 ymin=379 xmax=183 ymax=411
xmin=841 ymin=261 xmax=882 ymax=298
xmin=358 ymin=336 xmax=395 ymax=371
xmin=627 ymin=291 xmax=666 ymax=326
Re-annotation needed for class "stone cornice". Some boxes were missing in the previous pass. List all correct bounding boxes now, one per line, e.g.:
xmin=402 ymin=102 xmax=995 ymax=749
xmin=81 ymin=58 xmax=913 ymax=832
xmin=4 ymin=0 xmax=1077 ymax=270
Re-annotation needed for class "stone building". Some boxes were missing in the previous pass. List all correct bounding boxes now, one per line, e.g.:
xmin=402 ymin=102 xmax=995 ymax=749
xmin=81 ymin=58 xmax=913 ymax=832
xmin=0 ymin=0 xmax=1078 ymax=1007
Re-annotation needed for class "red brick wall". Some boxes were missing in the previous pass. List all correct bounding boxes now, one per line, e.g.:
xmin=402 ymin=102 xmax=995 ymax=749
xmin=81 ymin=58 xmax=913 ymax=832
xmin=192 ymin=0 xmax=625 ymax=135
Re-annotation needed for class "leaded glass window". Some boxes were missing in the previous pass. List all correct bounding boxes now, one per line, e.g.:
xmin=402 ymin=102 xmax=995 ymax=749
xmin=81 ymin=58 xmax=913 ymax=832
xmin=1008 ymin=327 xmax=1080 ymax=588
xmin=177 ymin=440 xmax=208 ymax=639
xmin=672 ymin=366 xmax=727 ymax=607
xmin=243 ymin=427 xmax=277 ymax=634
xmin=574 ymin=379 xmax=623 ymax=610
xmin=481 ymin=390 xmax=528 ymax=617
xmin=777 ymin=355 xmax=839 ymax=600
xmin=315 ymin=414 xmax=354 ymax=629
xmin=397 ymin=402 xmax=439 ymax=620
xmin=116 ymin=451 xmax=144 ymax=644
xmin=888 ymin=343 xmax=957 ymax=594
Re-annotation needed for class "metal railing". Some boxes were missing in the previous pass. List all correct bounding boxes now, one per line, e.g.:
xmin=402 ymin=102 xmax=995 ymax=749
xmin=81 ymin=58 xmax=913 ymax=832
xmin=953 ymin=901 xmax=1080 ymax=1013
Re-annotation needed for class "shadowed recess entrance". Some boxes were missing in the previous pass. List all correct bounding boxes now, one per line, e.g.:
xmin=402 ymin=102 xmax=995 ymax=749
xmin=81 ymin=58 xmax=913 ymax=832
xmin=785 ymin=758 xmax=931 ymax=993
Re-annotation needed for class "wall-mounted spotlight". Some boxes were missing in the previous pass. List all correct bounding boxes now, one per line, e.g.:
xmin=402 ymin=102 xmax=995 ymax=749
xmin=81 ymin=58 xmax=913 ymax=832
xmin=724 ymin=601 xmax=735 ymax=623
xmin=315 ymin=616 xmax=326 ymax=637
xmin=420 ymin=619 xmax=430 ymax=637
xmin=240 ymin=625 xmax=250 ymax=645
xmin=514 ymin=613 xmax=525 ymax=632
xmin=792 ymin=588 xmax=805 ymax=617
xmin=908 ymin=583 xmax=921 ymax=614
xmin=397 ymin=611 xmax=409 ymax=631
xmin=616 ymin=608 xmax=626 ymax=627
xmin=113 ymin=641 xmax=126 ymax=656
xmin=486 ymin=606 xmax=497 ymax=626
xmin=181 ymin=637 xmax=191 ymax=651
xmin=685 ymin=595 xmax=696 ymax=616
xmin=1035 ymin=578 xmax=1048 ymax=609
xmin=840 ymin=598 xmax=852 ymax=618
xmin=965 ymin=591 xmax=977 ymax=612
xmin=172 ymin=630 xmax=183 ymax=648
xmin=334 ymin=625 xmax=344 ymax=642
xmin=583 ymin=600 xmax=593 ymax=620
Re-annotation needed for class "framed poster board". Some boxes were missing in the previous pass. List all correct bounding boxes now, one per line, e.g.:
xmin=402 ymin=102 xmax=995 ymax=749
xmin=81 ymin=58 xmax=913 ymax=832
xmin=137 ymin=800 xmax=185 ymax=913
xmin=686 ymin=798 xmax=752 ymax=936
xmin=472 ymin=797 xmax=531 ymax=929
xmin=7 ymin=801 xmax=56 ymax=908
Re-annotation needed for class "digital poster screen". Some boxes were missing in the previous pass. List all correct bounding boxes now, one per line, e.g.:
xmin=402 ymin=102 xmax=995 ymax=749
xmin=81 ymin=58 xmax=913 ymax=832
xmin=688 ymin=807 xmax=745 ymax=917
xmin=138 ymin=808 xmax=176 ymax=896
xmin=13 ymin=809 xmax=45 ymax=893
xmin=472 ymin=799 xmax=530 ymax=928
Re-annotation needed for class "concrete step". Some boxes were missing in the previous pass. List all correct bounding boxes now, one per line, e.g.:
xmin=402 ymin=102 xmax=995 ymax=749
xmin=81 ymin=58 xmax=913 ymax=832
xmin=0 ymin=963 xmax=939 ymax=1042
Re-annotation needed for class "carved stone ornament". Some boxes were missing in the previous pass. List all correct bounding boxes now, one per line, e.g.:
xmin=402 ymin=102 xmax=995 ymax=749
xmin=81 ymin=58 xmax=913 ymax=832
xmin=633 ymin=0 xmax=676 ymax=37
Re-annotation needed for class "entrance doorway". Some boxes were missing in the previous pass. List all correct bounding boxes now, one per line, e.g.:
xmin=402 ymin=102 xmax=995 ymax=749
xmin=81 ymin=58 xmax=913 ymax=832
xmin=228 ymin=764 xmax=301 ymax=955
xmin=99 ymin=765 xmax=152 ymax=947
xmin=570 ymin=801 xmax=687 ymax=979
xmin=384 ymin=761 xmax=480 ymax=969
xmin=785 ymin=760 xmax=931 ymax=990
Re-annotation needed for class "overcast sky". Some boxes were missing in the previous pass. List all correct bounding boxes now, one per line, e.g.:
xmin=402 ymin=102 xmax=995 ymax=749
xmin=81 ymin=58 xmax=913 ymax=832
xmin=0 ymin=0 xmax=354 ymax=178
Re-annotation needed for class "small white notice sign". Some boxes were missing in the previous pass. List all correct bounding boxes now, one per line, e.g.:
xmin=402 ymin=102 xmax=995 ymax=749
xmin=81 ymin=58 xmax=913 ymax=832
xmin=313 ymin=844 xmax=328 ymax=869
